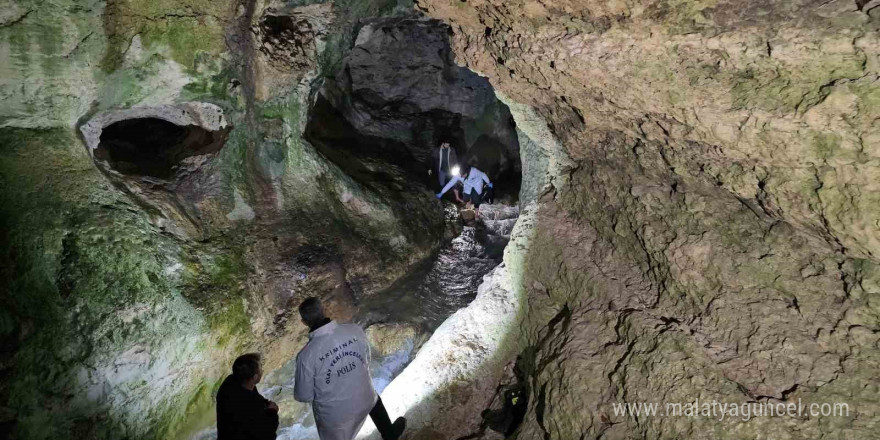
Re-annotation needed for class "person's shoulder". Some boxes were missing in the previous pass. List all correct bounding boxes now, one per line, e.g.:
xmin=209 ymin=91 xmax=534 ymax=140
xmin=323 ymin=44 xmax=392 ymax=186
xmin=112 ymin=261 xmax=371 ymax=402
xmin=296 ymin=341 xmax=314 ymax=362
xmin=216 ymin=375 xmax=237 ymax=399
xmin=337 ymin=322 xmax=366 ymax=337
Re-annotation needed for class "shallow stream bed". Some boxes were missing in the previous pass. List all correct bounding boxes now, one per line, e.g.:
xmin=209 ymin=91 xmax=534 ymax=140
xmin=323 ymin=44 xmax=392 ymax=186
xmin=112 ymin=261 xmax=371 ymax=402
xmin=191 ymin=203 xmax=519 ymax=440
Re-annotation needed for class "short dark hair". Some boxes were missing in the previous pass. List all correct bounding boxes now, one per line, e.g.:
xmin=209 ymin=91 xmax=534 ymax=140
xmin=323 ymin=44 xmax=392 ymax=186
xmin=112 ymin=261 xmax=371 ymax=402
xmin=298 ymin=297 xmax=326 ymax=327
xmin=460 ymin=164 xmax=471 ymax=175
xmin=232 ymin=353 xmax=261 ymax=382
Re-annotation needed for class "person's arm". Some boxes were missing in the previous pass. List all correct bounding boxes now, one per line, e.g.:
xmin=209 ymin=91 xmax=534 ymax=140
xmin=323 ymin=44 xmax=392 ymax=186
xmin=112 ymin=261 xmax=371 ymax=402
xmin=480 ymin=170 xmax=491 ymax=185
xmin=438 ymin=176 xmax=461 ymax=197
xmin=293 ymin=351 xmax=315 ymax=403
xmin=243 ymin=393 xmax=280 ymax=440
xmin=261 ymin=410 xmax=280 ymax=440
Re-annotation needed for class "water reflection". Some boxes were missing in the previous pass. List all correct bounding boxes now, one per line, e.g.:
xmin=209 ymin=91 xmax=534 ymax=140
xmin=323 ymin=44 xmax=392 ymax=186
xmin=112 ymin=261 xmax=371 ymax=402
xmin=190 ymin=204 xmax=518 ymax=440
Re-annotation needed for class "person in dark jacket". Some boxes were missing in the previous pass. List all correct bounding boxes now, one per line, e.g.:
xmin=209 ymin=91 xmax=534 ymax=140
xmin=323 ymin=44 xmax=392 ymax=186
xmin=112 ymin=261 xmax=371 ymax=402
xmin=217 ymin=353 xmax=280 ymax=440
xmin=428 ymin=141 xmax=459 ymax=190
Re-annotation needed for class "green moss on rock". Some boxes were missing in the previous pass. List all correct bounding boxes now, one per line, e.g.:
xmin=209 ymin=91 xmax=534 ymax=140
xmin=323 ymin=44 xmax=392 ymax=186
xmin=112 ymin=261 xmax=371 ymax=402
xmin=0 ymin=127 xmax=260 ymax=440
xmin=101 ymin=0 xmax=229 ymax=73
xmin=811 ymin=131 xmax=842 ymax=161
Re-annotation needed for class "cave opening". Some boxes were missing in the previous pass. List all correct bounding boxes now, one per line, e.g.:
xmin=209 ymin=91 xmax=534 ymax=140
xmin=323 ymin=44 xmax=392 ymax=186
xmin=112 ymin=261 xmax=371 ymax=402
xmin=255 ymin=17 xmax=526 ymax=440
xmin=94 ymin=118 xmax=230 ymax=179
xmin=303 ymin=17 xmax=522 ymax=204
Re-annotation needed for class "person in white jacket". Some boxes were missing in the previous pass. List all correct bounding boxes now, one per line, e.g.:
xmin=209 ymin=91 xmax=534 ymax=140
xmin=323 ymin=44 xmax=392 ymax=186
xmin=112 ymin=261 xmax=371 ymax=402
xmin=436 ymin=164 xmax=493 ymax=218
xmin=294 ymin=297 xmax=406 ymax=440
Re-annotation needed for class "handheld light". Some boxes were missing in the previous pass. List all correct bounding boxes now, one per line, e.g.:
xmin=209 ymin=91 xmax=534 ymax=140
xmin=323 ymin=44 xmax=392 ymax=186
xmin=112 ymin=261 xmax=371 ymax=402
xmin=451 ymin=165 xmax=460 ymax=177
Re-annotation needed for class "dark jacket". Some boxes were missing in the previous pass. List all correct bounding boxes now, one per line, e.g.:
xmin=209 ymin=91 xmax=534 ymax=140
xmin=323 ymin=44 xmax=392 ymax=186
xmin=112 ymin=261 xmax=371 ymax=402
xmin=430 ymin=147 xmax=459 ymax=174
xmin=216 ymin=375 xmax=279 ymax=440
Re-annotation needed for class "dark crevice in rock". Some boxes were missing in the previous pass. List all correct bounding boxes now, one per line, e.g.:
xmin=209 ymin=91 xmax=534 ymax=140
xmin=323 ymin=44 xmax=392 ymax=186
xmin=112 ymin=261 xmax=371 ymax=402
xmin=304 ymin=17 xmax=522 ymax=198
xmin=255 ymin=9 xmax=325 ymax=71
xmin=780 ymin=383 xmax=800 ymax=400
xmin=454 ymin=359 xmax=530 ymax=440
xmin=855 ymin=0 xmax=880 ymax=13
xmin=0 ymin=8 xmax=32 ymax=28
xmin=534 ymin=382 xmax=551 ymax=440
xmin=512 ymin=304 xmax=572 ymax=440
xmin=95 ymin=118 xmax=230 ymax=179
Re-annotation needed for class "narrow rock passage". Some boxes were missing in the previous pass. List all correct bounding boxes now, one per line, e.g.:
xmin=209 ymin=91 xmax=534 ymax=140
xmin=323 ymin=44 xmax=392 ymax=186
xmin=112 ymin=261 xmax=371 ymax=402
xmin=356 ymin=203 xmax=520 ymax=332
xmin=188 ymin=203 xmax=519 ymax=440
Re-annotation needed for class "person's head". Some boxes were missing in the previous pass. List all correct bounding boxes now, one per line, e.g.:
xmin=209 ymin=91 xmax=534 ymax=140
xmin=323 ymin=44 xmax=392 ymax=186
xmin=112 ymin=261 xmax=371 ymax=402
xmin=460 ymin=164 xmax=471 ymax=177
xmin=298 ymin=297 xmax=327 ymax=329
xmin=232 ymin=353 xmax=262 ymax=386
xmin=440 ymin=142 xmax=450 ymax=149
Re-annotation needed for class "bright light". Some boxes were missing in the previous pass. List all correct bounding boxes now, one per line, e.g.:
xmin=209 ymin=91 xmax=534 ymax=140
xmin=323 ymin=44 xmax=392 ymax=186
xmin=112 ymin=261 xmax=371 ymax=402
xmin=451 ymin=165 xmax=460 ymax=177
xmin=355 ymin=263 xmax=521 ymax=440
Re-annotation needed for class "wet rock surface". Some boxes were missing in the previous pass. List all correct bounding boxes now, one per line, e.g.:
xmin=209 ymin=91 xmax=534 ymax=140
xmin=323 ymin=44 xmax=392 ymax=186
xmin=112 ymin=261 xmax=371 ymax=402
xmin=415 ymin=0 xmax=880 ymax=438
xmin=356 ymin=202 xmax=518 ymax=332
xmin=305 ymin=16 xmax=521 ymax=190
xmin=360 ymin=204 xmax=533 ymax=440
xmin=3 ymin=0 xmax=880 ymax=439
xmin=0 ymin=1 xmax=442 ymax=439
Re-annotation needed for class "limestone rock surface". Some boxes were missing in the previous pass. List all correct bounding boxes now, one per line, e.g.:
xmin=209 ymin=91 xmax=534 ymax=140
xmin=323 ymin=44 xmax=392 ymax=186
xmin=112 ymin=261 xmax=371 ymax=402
xmin=412 ymin=0 xmax=880 ymax=438
xmin=0 ymin=1 xmax=441 ymax=439
xmin=305 ymin=16 xmax=521 ymax=188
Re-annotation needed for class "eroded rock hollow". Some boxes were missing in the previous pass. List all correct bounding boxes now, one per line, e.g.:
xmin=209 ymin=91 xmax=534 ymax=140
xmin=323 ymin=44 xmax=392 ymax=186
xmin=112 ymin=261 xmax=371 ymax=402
xmin=1 ymin=0 xmax=879 ymax=440
xmin=305 ymin=16 xmax=521 ymax=194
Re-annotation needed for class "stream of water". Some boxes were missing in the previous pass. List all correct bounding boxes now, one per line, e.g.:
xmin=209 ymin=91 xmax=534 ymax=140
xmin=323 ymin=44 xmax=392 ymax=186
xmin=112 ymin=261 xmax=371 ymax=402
xmin=190 ymin=203 xmax=519 ymax=440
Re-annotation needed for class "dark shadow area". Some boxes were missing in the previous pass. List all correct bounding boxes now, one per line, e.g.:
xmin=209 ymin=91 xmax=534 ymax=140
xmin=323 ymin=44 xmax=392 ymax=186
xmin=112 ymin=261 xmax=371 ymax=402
xmin=257 ymin=12 xmax=317 ymax=69
xmin=355 ymin=203 xmax=518 ymax=334
xmin=303 ymin=17 xmax=522 ymax=200
xmin=464 ymin=134 xmax=522 ymax=200
xmin=95 ymin=118 xmax=230 ymax=179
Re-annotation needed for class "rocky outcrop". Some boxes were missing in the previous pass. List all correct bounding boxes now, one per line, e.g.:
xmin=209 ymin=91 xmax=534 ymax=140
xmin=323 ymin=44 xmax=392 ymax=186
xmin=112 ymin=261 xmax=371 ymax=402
xmin=413 ymin=0 xmax=880 ymax=438
xmin=0 ymin=1 xmax=442 ymax=439
xmin=365 ymin=323 xmax=428 ymax=359
xmin=79 ymin=103 xmax=232 ymax=238
xmin=358 ymin=245 xmax=527 ymax=440
xmin=6 ymin=0 xmax=879 ymax=439
xmin=305 ymin=17 xmax=521 ymax=189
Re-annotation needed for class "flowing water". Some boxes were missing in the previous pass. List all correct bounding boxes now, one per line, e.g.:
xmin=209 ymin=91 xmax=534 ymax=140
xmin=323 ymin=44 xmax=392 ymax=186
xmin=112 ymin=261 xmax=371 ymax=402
xmin=190 ymin=203 xmax=519 ymax=440
xmin=355 ymin=207 xmax=514 ymax=331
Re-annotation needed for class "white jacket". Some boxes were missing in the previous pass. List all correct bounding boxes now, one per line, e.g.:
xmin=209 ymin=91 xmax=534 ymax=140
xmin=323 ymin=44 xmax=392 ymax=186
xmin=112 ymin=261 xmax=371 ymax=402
xmin=439 ymin=167 xmax=491 ymax=197
xmin=294 ymin=321 xmax=377 ymax=440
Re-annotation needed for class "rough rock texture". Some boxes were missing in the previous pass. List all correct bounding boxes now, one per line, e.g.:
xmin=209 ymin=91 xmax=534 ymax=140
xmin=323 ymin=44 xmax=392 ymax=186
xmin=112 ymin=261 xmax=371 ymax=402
xmin=80 ymin=103 xmax=232 ymax=238
xmin=305 ymin=17 xmax=521 ymax=188
xmin=412 ymin=0 xmax=880 ymax=438
xmin=6 ymin=0 xmax=880 ymax=439
xmin=357 ymin=228 xmax=529 ymax=440
xmin=0 ymin=0 xmax=438 ymax=439
xmin=365 ymin=323 xmax=428 ymax=358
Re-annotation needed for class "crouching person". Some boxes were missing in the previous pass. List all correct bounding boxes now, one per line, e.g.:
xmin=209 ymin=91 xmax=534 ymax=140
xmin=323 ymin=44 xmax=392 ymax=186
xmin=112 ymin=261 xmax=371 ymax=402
xmin=217 ymin=353 xmax=280 ymax=440
xmin=436 ymin=164 xmax=493 ymax=219
xmin=294 ymin=297 xmax=406 ymax=440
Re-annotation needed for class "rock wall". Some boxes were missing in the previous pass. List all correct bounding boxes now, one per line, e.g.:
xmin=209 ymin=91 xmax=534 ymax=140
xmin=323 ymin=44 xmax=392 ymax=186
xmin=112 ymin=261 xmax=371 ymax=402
xmin=0 ymin=0 xmax=434 ymax=439
xmin=305 ymin=16 xmax=521 ymax=190
xmin=5 ymin=0 xmax=880 ymax=438
xmin=415 ymin=0 xmax=880 ymax=438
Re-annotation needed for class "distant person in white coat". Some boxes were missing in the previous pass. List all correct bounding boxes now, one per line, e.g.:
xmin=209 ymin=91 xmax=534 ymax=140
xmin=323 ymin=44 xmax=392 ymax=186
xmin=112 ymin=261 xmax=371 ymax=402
xmin=294 ymin=297 xmax=406 ymax=440
xmin=436 ymin=164 xmax=493 ymax=219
